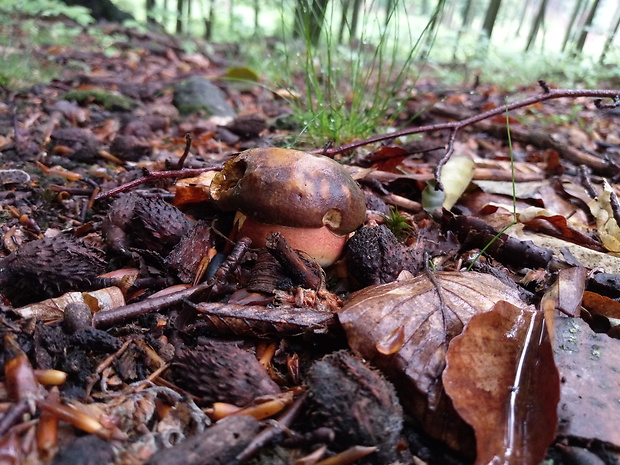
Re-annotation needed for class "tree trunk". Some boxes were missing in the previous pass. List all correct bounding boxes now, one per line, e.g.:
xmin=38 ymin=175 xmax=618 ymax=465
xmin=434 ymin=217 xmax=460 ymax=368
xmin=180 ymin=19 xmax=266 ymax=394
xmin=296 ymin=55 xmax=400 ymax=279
xmin=349 ymin=0 xmax=362 ymax=41
xmin=337 ymin=0 xmax=351 ymax=44
xmin=176 ymin=0 xmax=184 ymax=33
xmin=422 ymin=0 xmax=446 ymax=61
xmin=562 ymin=0 xmax=586 ymax=52
xmin=162 ymin=0 xmax=169 ymax=30
xmin=293 ymin=0 xmax=330 ymax=46
xmin=525 ymin=0 xmax=549 ymax=51
xmin=452 ymin=0 xmax=475 ymax=60
xmin=185 ymin=0 xmax=192 ymax=32
xmin=385 ymin=0 xmax=395 ymax=27
xmin=574 ymin=0 xmax=602 ymax=54
xmin=515 ymin=0 xmax=534 ymax=37
xmin=600 ymin=2 xmax=620 ymax=63
xmin=204 ymin=0 xmax=215 ymax=40
xmin=146 ymin=0 xmax=156 ymax=25
xmin=60 ymin=0 xmax=133 ymax=22
xmin=443 ymin=0 xmax=457 ymax=28
xmin=254 ymin=0 xmax=260 ymax=35
xmin=461 ymin=0 xmax=475 ymax=28
xmin=482 ymin=0 xmax=503 ymax=40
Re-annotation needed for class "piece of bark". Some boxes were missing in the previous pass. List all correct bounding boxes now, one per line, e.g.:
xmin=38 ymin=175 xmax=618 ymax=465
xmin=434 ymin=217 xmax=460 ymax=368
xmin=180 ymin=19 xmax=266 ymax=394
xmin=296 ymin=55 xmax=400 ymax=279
xmin=246 ymin=249 xmax=289 ymax=294
xmin=145 ymin=415 xmax=261 ymax=465
xmin=69 ymin=327 xmax=121 ymax=353
xmin=171 ymin=340 xmax=280 ymax=406
xmin=0 ymin=235 xmax=106 ymax=306
xmin=266 ymin=232 xmax=321 ymax=290
xmin=306 ymin=350 xmax=406 ymax=465
xmin=166 ymin=221 xmax=215 ymax=283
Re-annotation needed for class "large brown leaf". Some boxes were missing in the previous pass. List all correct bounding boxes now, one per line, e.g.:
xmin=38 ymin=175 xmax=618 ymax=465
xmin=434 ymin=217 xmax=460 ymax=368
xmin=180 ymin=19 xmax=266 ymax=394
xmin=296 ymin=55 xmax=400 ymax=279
xmin=338 ymin=271 xmax=526 ymax=452
xmin=442 ymin=301 xmax=560 ymax=465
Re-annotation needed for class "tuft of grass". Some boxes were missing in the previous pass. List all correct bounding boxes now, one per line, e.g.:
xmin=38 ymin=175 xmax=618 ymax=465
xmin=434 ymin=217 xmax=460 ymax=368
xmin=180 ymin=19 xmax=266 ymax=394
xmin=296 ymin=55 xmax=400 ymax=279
xmin=274 ymin=0 xmax=446 ymax=147
xmin=383 ymin=208 xmax=414 ymax=241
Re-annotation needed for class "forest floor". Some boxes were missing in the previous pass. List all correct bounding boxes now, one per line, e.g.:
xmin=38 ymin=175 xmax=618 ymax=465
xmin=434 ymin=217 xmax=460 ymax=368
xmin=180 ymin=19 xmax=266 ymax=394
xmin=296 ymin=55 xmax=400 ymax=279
xmin=1 ymin=19 xmax=620 ymax=465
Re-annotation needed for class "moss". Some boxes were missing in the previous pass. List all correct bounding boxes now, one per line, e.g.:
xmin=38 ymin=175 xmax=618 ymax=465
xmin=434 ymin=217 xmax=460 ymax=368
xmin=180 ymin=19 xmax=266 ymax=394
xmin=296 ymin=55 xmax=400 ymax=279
xmin=63 ymin=89 xmax=137 ymax=111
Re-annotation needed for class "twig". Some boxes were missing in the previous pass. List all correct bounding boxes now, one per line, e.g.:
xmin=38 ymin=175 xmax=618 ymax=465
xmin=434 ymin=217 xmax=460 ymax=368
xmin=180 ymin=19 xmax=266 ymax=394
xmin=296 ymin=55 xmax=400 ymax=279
xmin=95 ymin=164 xmax=223 ymax=201
xmin=311 ymin=82 xmax=620 ymax=190
xmin=578 ymin=166 xmax=598 ymax=198
xmin=92 ymin=238 xmax=251 ymax=328
xmin=608 ymin=183 xmax=620 ymax=228
xmin=174 ymin=133 xmax=192 ymax=170
xmin=229 ymin=392 xmax=308 ymax=465
xmin=265 ymin=233 xmax=322 ymax=290
xmin=0 ymin=399 xmax=31 ymax=437
xmin=594 ymin=96 xmax=620 ymax=109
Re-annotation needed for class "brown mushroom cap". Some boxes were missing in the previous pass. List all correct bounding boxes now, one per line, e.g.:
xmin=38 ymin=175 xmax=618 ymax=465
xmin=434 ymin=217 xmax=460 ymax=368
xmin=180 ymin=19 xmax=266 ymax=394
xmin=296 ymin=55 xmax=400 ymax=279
xmin=210 ymin=148 xmax=366 ymax=236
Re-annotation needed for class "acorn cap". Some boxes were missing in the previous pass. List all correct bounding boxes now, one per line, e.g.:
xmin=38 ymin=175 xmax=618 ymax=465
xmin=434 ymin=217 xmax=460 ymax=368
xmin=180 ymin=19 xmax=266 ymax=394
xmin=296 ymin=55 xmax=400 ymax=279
xmin=210 ymin=148 xmax=366 ymax=236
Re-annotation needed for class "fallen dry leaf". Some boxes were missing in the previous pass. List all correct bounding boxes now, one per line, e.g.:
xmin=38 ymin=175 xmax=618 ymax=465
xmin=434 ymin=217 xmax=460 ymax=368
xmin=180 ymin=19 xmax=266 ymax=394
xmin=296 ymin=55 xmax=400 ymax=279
xmin=338 ymin=271 xmax=526 ymax=452
xmin=541 ymin=266 xmax=587 ymax=317
xmin=581 ymin=291 xmax=620 ymax=320
xmin=588 ymin=180 xmax=620 ymax=252
xmin=442 ymin=301 xmax=560 ymax=465
xmin=507 ymin=223 xmax=620 ymax=273
xmin=14 ymin=287 xmax=125 ymax=322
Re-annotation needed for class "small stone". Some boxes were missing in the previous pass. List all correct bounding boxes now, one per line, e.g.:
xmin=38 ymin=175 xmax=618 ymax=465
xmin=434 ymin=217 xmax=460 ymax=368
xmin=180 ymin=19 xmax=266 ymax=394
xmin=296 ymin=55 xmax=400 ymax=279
xmin=63 ymin=303 xmax=93 ymax=333
xmin=225 ymin=114 xmax=266 ymax=139
xmin=173 ymin=76 xmax=235 ymax=117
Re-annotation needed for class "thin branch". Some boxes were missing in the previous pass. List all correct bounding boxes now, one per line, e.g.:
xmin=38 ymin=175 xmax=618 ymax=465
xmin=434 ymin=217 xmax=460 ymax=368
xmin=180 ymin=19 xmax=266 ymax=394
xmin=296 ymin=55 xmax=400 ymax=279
xmin=310 ymin=84 xmax=620 ymax=190
xmin=95 ymin=164 xmax=223 ymax=201
xmin=174 ymin=133 xmax=192 ymax=170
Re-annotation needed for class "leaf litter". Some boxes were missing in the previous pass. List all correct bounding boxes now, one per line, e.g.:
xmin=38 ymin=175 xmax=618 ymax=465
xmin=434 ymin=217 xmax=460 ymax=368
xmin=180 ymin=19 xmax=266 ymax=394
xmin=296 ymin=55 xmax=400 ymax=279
xmin=1 ymin=18 xmax=620 ymax=465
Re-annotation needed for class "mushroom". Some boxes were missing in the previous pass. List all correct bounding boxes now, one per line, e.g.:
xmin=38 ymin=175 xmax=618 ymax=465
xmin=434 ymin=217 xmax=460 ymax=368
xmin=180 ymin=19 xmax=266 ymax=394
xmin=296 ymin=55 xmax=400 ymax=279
xmin=210 ymin=147 xmax=366 ymax=266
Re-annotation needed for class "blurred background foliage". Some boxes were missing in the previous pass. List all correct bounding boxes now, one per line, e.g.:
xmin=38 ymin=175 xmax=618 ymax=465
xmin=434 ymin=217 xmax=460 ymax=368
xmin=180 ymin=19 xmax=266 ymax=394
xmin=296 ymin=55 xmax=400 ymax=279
xmin=0 ymin=0 xmax=618 ymax=142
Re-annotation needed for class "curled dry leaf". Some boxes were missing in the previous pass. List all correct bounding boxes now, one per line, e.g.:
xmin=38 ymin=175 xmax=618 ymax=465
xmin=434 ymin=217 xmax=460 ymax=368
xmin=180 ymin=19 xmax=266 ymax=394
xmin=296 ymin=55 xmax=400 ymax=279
xmin=541 ymin=266 xmax=587 ymax=317
xmin=14 ymin=287 xmax=125 ymax=322
xmin=442 ymin=301 xmax=560 ymax=465
xmin=338 ymin=271 xmax=526 ymax=452
xmin=588 ymin=180 xmax=620 ymax=253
